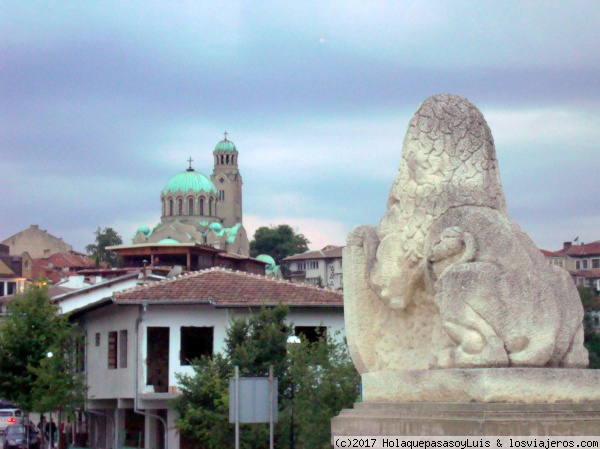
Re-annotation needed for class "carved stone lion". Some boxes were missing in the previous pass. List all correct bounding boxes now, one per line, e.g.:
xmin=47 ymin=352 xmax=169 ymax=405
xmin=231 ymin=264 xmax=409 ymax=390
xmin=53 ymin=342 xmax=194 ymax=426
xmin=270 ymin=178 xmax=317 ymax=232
xmin=344 ymin=94 xmax=587 ymax=375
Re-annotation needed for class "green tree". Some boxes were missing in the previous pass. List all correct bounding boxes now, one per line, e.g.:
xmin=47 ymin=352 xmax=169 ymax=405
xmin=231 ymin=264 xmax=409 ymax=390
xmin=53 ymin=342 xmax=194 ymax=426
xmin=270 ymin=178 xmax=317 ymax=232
xmin=173 ymin=305 xmax=359 ymax=449
xmin=285 ymin=332 xmax=360 ymax=448
xmin=578 ymin=285 xmax=600 ymax=368
xmin=249 ymin=225 xmax=310 ymax=265
xmin=85 ymin=226 xmax=123 ymax=267
xmin=0 ymin=284 xmax=87 ymax=414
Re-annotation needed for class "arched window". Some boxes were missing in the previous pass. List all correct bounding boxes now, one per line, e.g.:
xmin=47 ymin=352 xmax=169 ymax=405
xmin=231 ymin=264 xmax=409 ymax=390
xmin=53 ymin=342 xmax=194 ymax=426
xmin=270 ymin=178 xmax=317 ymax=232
xmin=199 ymin=197 xmax=205 ymax=215
xmin=215 ymin=200 xmax=218 ymax=216
xmin=169 ymin=199 xmax=174 ymax=216
xmin=188 ymin=197 xmax=194 ymax=215
xmin=209 ymin=198 xmax=213 ymax=216
xmin=162 ymin=200 xmax=166 ymax=216
xmin=226 ymin=155 xmax=230 ymax=164
xmin=178 ymin=198 xmax=183 ymax=215
xmin=221 ymin=155 xmax=224 ymax=164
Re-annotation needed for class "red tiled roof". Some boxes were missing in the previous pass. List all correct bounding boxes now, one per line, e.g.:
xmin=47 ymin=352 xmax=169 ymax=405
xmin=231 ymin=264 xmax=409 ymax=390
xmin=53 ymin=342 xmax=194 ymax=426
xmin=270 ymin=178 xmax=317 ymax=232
xmin=559 ymin=241 xmax=600 ymax=256
xmin=114 ymin=267 xmax=343 ymax=307
xmin=540 ymin=249 xmax=566 ymax=258
xmin=44 ymin=251 xmax=97 ymax=269
xmin=573 ymin=269 xmax=600 ymax=279
xmin=283 ymin=245 xmax=345 ymax=262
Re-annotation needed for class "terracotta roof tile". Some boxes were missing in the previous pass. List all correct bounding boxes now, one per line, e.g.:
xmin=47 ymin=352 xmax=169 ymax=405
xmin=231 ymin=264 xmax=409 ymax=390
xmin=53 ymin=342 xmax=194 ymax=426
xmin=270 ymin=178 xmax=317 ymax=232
xmin=540 ymin=249 xmax=566 ymax=258
xmin=559 ymin=241 xmax=600 ymax=256
xmin=114 ymin=267 xmax=343 ymax=307
xmin=573 ymin=269 xmax=600 ymax=278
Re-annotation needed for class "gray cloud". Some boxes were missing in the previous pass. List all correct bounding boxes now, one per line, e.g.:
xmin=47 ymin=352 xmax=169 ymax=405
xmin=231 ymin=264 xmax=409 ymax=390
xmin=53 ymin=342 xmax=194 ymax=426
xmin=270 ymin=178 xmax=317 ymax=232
xmin=1 ymin=1 xmax=599 ymax=253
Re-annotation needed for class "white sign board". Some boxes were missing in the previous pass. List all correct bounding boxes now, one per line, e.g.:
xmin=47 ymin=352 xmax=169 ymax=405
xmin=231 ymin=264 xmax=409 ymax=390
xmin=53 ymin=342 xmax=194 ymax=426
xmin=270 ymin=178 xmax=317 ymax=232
xmin=229 ymin=377 xmax=278 ymax=423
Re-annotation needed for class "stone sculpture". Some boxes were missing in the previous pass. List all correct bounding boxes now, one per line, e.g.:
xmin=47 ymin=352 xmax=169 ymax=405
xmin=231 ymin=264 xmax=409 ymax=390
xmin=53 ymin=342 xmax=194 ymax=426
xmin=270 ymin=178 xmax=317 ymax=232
xmin=344 ymin=94 xmax=588 ymax=383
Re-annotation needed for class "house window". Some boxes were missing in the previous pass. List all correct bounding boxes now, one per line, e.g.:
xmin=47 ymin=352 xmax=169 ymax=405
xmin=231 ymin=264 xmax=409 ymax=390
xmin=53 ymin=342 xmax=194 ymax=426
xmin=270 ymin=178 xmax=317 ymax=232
xmin=295 ymin=326 xmax=327 ymax=344
xmin=576 ymin=261 xmax=581 ymax=270
xmin=593 ymin=259 xmax=600 ymax=269
xmin=119 ymin=330 xmax=128 ymax=368
xmin=582 ymin=260 xmax=589 ymax=269
xmin=77 ymin=333 xmax=86 ymax=373
xmin=6 ymin=282 xmax=16 ymax=296
xmin=180 ymin=327 xmax=214 ymax=365
xmin=95 ymin=333 xmax=101 ymax=347
xmin=147 ymin=327 xmax=170 ymax=392
xmin=296 ymin=262 xmax=306 ymax=271
xmin=108 ymin=331 xmax=118 ymax=369
xmin=338 ymin=259 xmax=343 ymax=268
xmin=188 ymin=198 xmax=194 ymax=215
xmin=308 ymin=261 xmax=319 ymax=269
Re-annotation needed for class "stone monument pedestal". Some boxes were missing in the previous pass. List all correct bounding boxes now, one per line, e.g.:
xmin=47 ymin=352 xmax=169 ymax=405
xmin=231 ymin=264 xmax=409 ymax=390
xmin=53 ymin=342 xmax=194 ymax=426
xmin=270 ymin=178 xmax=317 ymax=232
xmin=332 ymin=402 xmax=600 ymax=436
xmin=332 ymin=369 xmax=600 ymax=437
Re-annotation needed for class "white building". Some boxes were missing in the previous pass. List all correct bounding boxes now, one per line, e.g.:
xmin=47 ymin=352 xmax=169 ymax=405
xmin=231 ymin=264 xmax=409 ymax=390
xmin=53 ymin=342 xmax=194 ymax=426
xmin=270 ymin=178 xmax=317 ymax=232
xmin=283 ymin=245 xmax=344 ymax=289
xmin=53 ymin=272 xmax=164 ymax=315
xmin=69 ymin=267 xmax=344 ymax=448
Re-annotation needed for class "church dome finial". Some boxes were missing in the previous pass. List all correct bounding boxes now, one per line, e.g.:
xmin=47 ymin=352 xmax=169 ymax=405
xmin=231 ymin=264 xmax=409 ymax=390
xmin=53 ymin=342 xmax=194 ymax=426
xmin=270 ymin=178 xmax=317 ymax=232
xmin=214 ymin=133 xmax=237 ymax=153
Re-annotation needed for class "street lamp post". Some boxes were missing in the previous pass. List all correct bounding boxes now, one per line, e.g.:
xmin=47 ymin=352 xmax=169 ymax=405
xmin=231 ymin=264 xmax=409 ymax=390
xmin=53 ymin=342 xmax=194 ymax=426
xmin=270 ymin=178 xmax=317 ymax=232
xmin=287 ymin=335 xmax=301 ymax=449
xmin=46 ymin=351 xmax=53 ymax=449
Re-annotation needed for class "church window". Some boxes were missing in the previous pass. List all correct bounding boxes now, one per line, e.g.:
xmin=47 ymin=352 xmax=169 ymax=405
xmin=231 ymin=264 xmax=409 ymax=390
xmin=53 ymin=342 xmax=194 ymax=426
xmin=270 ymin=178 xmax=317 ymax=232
xmin=169 ymin=199 xmax=174 ymax=216
xmin=162 ymin=200 xmax=166 ymax=216
xmin=178 ymin=198 xmax=183 ymax=215
xmin=209 ymin=198 xmax=213 ymax=216
xmin=215 ymin=201 xmax=218 ymax=216
xmin=188 ymin=198 xmax=194 ymax=215
xmin=221 ymin=155 xmax=224 ymax=164
xmin=219 ymin=190 xmax=225 ymax=201
xmin=199 ymin=197 xmax=205 ymax=215
xmin=226 ymin=155 xmax=230 ymax=164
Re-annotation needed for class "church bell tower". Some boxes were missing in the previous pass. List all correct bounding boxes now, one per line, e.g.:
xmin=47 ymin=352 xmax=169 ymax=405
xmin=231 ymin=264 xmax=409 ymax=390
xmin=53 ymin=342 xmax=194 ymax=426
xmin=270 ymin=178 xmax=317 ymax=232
xmin=211 ymin=132 xmax=243 ymax=228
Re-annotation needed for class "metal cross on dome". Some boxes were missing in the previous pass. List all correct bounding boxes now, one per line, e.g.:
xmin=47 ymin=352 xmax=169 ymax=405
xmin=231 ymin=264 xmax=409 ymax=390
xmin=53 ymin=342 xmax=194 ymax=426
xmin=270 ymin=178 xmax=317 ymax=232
xmin=187 ymin=157 xmax=194 ymax=170
xmin=224 ymin=131 xmax=228 ymax=140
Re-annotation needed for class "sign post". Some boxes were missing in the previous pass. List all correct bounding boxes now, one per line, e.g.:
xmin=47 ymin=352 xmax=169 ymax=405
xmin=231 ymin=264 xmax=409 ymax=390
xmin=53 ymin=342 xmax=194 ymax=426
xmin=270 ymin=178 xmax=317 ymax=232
xmin=229 ymin=365 xmax=278 ymax=448
xmin=235 ymin=366 xmax=239 ymax=449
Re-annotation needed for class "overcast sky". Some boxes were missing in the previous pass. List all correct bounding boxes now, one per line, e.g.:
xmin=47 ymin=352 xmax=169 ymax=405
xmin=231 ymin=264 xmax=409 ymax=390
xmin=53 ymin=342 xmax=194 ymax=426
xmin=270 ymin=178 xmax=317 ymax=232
xmin=1 ymin=1 xmax=599 ymax=254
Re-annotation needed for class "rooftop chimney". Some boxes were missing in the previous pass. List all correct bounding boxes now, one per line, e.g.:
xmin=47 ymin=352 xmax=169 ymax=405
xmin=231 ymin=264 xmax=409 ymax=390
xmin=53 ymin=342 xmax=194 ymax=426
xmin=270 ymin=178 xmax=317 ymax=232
xmin=563 ymin=242 xmax=572 ymax=251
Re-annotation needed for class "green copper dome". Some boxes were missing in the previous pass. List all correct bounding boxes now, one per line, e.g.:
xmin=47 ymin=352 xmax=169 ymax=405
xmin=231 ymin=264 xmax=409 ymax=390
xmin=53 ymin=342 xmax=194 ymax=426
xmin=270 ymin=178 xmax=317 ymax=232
xmin=137 ymin=225 xmax=151 ymax=237
xmin=214 ymin=138 xmax=237 ymax=153
xmin=163 ymin=170 xmax=218 ymax=195
xmin=208 ymin=222 xmax=223 ymax=233
xmin=158 ymin=238 xmax=179 ymax=244
xmin=257 ymin=254 xmax=276 ymax=267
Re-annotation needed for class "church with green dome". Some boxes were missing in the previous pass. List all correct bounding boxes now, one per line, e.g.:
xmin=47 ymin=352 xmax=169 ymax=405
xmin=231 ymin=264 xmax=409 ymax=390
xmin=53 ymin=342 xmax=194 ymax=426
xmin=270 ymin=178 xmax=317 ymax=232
xmin=132 ymin=134 xmax=249 ymax=255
